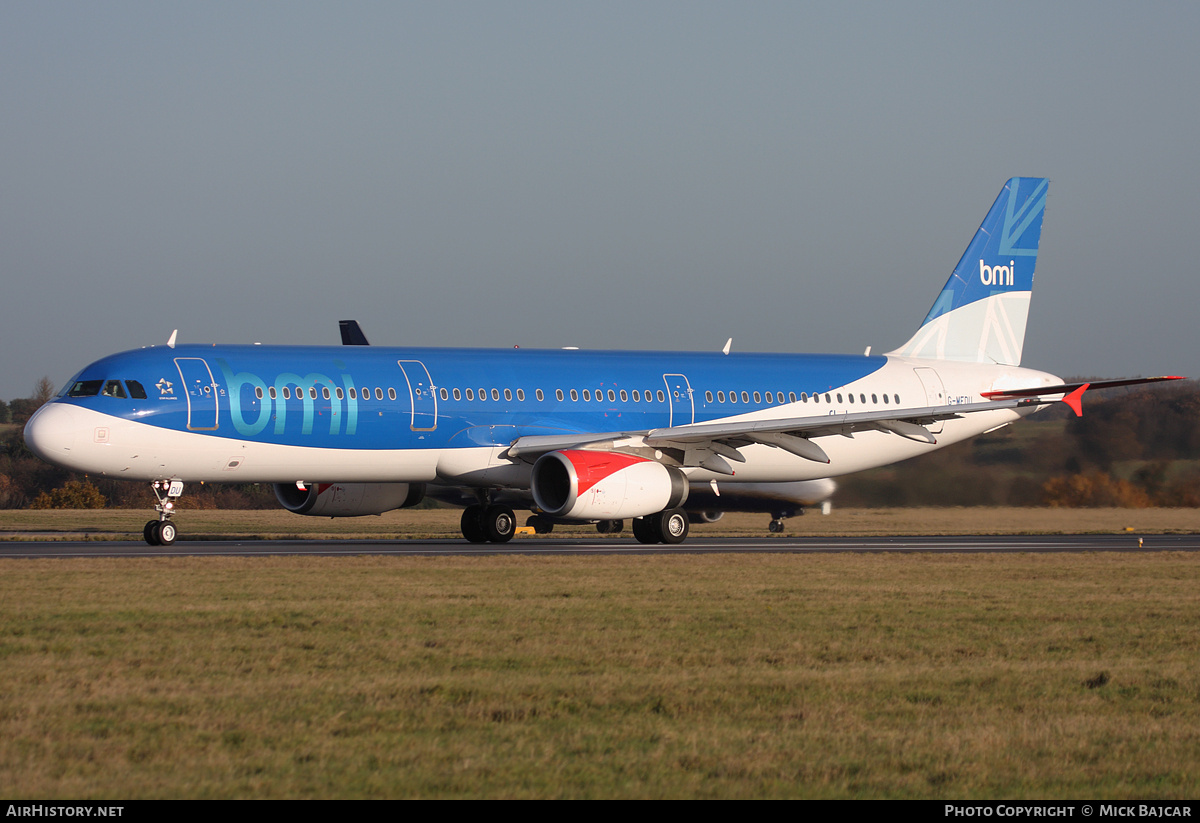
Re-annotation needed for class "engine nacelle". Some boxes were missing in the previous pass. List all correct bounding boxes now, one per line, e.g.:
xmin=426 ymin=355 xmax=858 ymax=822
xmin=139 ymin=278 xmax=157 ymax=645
xmin=274 ymin=482 xmax=425 ymax=517
xmin=531 ymin=450 xmax=687 ymax=520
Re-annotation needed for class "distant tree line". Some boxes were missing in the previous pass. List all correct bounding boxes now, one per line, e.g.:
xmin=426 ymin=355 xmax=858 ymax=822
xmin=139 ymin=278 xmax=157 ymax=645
xmin=825 ymin=379 xmax=1200 ymax=508
xmin=3 ymin=377 xmax=1199 ymax=510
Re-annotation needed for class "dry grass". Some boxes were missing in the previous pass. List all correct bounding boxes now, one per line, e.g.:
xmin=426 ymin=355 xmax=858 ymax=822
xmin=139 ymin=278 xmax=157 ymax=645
xmin=2 ymin=552 xmax=1200 ymax=798
xmin=2 ymin=506 xmax=1200 ymax=541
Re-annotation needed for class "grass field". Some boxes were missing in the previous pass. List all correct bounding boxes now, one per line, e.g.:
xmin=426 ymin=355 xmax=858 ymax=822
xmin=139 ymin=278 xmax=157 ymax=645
xmin=3 ymin=541 xmax=1200 ymax=798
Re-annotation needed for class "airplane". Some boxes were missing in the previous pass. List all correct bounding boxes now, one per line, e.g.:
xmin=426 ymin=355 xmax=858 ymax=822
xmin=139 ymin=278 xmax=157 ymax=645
xmin=23 ymin=178 xmax=1181 ymax=546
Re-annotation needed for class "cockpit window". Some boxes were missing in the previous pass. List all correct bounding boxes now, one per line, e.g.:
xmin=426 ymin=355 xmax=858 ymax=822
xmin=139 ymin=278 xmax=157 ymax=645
xmin=102 ymin=380 xmax=127 ymax=399
xmin=68 ymin=380 xmax=103 ymax=397
xmin=126 ymin=380 xmax=148 ymax=399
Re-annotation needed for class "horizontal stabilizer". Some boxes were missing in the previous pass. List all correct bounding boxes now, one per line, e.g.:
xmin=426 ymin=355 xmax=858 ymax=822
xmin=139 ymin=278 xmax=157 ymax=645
xmin=982 ymin=376 xmax=1184 ymax=417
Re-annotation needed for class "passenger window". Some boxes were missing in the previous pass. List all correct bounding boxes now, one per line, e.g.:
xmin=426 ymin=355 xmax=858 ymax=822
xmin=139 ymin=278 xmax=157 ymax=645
xmin=633 ymin=390 xmax=640 ymax=402
xmin=440 ymin=388 xmax=449 ymax=401
xmin=620 ymin=390 xmax=627 ymax=402
xmin=741 ymin=391 xmax=749 ymax=403
xmin=883 ymin=393 xmax=888 ymax=404
xmin=466 ymin=388 xmax=474 ymax=400
xmin=753 ymin=391 xmax=761 ymax=403
xmin=570 ymin=389 xmax=578 ymax=401
xmin=309 ymin=387 xmax=317 ymax=399
xmin=323 ymin=387 xmax=330 ymax=400
xmin=790 ymin=392 xmax=797 ymax=403
xmin=656 ymin=390 xmax=665 ymax=402
xmin=479 ymin=388 xmax=486 ymax=401
xmin=894 ymin=394 xmax=900 ymax=404
xmin=765 ymin=392 xmax=773 ymax=403
xmin=556 ymin=389 xmax=564 ymax=401
xmin=717 ymin=391 xmax=725 ymax=403
xmin=283 ymin=387 xmax=291 ymax=400
xmin=837 ymin=393 xmax=843 ymax=403
xmin=729 ymin=391 xmax=737 ymax=404
xmin=583 ymin=389 xmax=591 ymax=401
xmin=503 ymin=389 xmax=511 ymax=401
xmin=825 ymin=394 xmax=831 ymax=404
xmin=336 ymin=388 xmax=344 ymax=400
xmin=453 ymin=388 xmax=461 ymax=401
xmin=537 ymin=389 xmax=544 ymax=401
xmin=860 ymin=393 xmax=866 ymax=404
xmin=607 ymin=389 xmax=615 ymax=402
xmin=871 ymin=393 xmax=878 ymax=403
xmin=705 ymin=391 xmax=713 ymax=403
xmin=517 ymin=389 xmax=525 ymax=401
xmin=255 ymin=387 xmax=264 ymax=400
xmin=388 ymin=388 xmax=396 ymax=400
xmin=376 ymin=388 xmax=384 ymax=400
xmin=848 ymin=394 xmax=854 ymax=404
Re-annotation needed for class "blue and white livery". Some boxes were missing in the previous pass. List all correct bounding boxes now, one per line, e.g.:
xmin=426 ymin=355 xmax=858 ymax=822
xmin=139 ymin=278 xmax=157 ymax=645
xmin=24 ymin=178 xmax=1179 ymax=545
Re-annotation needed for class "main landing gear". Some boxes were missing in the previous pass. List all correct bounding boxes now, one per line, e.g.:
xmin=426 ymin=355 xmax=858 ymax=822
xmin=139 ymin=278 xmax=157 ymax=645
xmin=461 ymin=503 xmax=516 ymax=544
xmin=144 ymin=479 xmax=184 ymax=546
xmin=632 ymin=508 xmax=689 ymax=545
xmin=767 ymin=507 xmax=803 ymax=533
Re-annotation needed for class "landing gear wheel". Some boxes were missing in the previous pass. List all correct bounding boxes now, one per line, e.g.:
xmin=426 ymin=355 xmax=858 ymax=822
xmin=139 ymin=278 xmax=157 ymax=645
xmin=526 ymin=515 xmax=554 ymax=535
xmin=483 ymin=505 xmax=516 ymax=543
xmin=461 ymin=505 xmax=488 ymax=543
xmin=768 ymin=519 xmax=785 ymax=533
xmin=657 ymin=509 xmax=689 ymax=545
xmin=157 ymin=521 xmax=177 ymax=546
xmin=596 ymin=519 xmax=624 ymax=535
xmin=144 ymin=520 xmax=161 ymax=546
xmin=633 ymin=516 xmax=661 ymax=544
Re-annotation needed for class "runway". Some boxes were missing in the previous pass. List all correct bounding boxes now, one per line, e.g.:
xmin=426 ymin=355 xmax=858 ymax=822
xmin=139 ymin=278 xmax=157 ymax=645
xmin=2 ymin=533 xmax=1199 ymax=559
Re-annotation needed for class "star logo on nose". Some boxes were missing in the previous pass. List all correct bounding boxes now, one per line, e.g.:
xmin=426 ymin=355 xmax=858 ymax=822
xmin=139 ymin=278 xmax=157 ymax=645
xmin=156 ymin=379 xmax=174 ymax=395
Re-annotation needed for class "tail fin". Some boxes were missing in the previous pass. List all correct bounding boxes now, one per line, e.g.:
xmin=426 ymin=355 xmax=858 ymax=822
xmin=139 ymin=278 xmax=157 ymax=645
xmin=889 ymin=177 xmax=1048 ymax=365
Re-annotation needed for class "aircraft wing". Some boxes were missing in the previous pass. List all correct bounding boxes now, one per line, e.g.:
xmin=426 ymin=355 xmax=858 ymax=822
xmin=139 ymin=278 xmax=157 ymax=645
xmin=507 ymin=397 xmax=1037 ymax=469
xmin=505 ymin=376 xmax=1183 ymax=474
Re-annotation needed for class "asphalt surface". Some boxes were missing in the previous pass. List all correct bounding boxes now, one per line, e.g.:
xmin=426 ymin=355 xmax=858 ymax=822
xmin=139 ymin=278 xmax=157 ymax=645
xmin=2 ymin=533 xmax=1198 ymax=558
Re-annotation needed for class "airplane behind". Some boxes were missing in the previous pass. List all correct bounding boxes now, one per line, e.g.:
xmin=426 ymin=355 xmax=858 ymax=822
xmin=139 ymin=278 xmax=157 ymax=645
xmin=23 ymin=178 xmax=1180 ymax=546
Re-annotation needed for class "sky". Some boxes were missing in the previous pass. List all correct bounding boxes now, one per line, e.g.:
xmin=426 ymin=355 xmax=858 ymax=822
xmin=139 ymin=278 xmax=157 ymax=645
xmin=2 ymin=1 xmax=1198 ymax=401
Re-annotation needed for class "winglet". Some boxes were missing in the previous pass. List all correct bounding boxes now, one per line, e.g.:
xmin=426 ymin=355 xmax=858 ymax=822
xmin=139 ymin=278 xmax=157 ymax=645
xmin=339 ymin=320 xmax=370 ymax=346
xmin=1062 ymin=384 xmax=1088 ymax=417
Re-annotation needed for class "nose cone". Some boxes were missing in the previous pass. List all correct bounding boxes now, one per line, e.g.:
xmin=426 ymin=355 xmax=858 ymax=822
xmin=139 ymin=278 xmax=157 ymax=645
xmin=23 ymin=402 xmax=83 ymax=467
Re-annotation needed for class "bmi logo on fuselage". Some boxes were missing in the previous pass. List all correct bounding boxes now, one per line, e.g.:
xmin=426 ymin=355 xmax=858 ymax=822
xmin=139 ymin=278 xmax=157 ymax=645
xmin=979 ymin=259 xmax=1015 ymax=287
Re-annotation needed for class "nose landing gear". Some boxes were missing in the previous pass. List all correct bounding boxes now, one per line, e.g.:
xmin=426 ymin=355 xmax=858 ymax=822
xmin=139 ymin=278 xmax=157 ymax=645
xmin=144 ymin=479 xmax=184 ymax=546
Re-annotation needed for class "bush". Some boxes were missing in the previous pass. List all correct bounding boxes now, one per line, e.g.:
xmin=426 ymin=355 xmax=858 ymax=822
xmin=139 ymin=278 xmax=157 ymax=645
xmin=29 ymin=479 xmax=108 ymax=509
xmin=1041 ymin=472 xmax=1152 ymax=508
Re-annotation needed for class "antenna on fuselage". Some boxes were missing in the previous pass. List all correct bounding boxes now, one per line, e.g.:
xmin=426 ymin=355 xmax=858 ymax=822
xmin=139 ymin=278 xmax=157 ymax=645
xmin=722 ymin=338 xmax=732 ymax=355
xmin=167 ymin=330 xmax=177 ymax=349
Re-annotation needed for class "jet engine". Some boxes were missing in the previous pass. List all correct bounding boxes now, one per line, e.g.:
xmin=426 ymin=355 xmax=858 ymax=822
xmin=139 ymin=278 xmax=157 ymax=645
xmin=273 ymin=482 xmax=425 ymax=517
xmin=531 ymin=450 xmax=687 ymax=520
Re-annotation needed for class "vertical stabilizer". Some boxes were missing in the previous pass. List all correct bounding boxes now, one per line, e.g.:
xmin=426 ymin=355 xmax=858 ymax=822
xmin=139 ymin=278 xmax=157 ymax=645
xmin=889 ymin=177 xmax=1047 ymax=365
